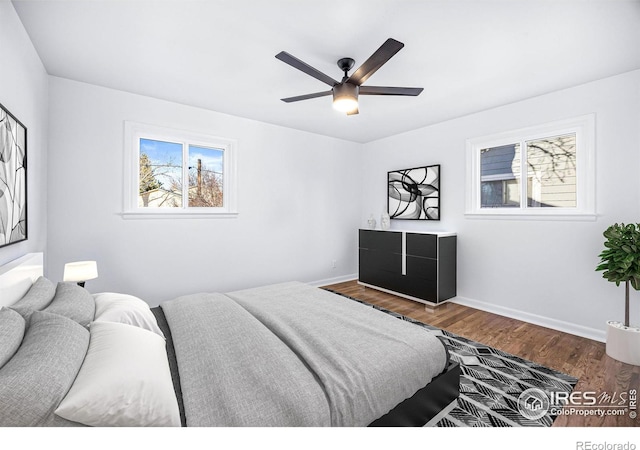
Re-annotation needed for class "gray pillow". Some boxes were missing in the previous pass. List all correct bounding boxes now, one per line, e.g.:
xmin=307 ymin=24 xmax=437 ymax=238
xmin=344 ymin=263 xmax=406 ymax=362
xmin=43 ymin=282 xmax=96 ymax=327
xmin=10 ymin=276 xmax=56 ymax=318
xmin=0 ymin=310 xmax=89 ymax=426
xmin=0 ymin=308 xmax=26 ymax=369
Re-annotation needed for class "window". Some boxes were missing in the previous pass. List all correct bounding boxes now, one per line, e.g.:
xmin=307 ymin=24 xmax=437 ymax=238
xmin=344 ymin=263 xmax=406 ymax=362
xmin=123 ymin=122 xmax=237 ymax=218
xmin=466 ymin=115 xmax=595 ymax=220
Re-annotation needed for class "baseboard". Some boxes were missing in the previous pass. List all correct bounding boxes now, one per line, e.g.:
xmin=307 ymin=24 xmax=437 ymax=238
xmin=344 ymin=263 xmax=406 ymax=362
xmin=451 ymin=295 xmax=606 ymax=343
xmin=308 ymin=273 xmax=358 ymax=288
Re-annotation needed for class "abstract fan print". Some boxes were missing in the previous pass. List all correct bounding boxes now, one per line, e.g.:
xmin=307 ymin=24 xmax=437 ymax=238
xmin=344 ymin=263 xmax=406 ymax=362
xmin=388 ymin=164 xmax=440 ymax=220
xmin=0 ymin=103 xmax=27 ymax=248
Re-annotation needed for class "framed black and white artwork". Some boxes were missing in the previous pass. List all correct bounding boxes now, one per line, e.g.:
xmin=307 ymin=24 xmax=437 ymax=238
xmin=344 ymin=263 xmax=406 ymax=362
xmin=388 ymin=164 xmax=440 ymax=220
xmin=0 ymin=102 xmax=27 ymax=248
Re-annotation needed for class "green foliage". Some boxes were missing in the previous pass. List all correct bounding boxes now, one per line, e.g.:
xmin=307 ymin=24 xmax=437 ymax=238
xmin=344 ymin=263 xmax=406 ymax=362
xmin=596 ymin=223 xmax=640 ymax=290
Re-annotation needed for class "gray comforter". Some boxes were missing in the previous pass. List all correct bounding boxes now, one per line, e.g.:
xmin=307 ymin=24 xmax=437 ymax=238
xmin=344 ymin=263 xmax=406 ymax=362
xmin=161 ymin=282 xmax=447 ymax=427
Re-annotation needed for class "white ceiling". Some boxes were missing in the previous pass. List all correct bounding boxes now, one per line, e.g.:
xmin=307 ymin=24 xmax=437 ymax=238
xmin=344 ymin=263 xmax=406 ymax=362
xmin=12 ymin=0 xmax=640 ymax=143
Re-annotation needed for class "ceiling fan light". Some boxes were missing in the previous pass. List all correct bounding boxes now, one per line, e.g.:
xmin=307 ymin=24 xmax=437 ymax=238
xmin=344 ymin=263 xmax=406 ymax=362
xmin=333 ymin=97 xmax=358 ymax=113
xmin=332 ymin=83 xmax=359 ymax=113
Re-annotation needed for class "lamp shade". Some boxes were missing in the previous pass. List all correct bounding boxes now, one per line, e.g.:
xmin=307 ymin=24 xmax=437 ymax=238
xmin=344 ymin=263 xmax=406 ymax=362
xmin=63 ymin=261 xmax=98 ymax=283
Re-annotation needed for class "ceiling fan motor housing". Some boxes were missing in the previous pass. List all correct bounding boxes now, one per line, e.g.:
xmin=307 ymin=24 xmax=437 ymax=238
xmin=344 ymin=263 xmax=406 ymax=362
xmin=332 ymin=82 xmax=359 ymax=112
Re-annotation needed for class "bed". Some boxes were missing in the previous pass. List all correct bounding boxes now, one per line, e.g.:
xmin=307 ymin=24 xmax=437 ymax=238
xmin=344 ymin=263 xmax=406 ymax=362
xmin=0 ymin=253 xmax=459 ymax=427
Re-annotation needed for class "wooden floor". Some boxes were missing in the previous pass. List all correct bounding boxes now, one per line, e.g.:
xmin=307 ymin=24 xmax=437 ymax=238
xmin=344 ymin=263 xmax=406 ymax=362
xmin=324 ymin=280 xmax=640 ymax=427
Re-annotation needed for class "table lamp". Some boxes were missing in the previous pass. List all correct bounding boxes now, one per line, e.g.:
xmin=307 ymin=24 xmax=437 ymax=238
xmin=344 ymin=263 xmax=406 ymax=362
xmin=63 ymin=261 xmax=98 ymax=288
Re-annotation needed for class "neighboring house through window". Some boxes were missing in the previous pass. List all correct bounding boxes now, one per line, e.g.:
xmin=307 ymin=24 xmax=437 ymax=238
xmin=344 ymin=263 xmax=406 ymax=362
xmin=123 ymin=122 xmax=237 ymax=218
xmin=466 ymin=115 xmax=595 ymax=220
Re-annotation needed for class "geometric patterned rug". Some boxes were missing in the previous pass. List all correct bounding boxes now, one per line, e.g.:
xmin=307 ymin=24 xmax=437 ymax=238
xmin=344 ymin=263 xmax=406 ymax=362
xmin=323 ymin=289 xmax=579 ymax=427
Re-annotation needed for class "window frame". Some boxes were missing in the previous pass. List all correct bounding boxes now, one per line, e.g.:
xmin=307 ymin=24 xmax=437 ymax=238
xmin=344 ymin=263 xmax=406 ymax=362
xmin=465 ymin=114 xmax=596 ymax=221
xmin=123 ymin=121 xmax=238 ymax=219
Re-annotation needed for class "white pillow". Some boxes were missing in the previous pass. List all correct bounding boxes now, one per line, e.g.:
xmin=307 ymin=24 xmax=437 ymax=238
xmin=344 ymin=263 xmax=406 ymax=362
xmin=55 ymin=321 xmax=180 ymax=427
xmin=93 ymin=292 xmax=164 ymax=338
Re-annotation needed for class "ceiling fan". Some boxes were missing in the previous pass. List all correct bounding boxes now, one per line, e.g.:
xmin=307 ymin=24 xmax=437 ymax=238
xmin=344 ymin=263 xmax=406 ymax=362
xmin=275 ymin=38 xmax=423 ymax=115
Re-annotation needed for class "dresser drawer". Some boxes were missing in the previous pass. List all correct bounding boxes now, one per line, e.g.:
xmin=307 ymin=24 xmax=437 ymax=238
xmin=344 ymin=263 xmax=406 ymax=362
xmin=398 ymin=277 xmax=438 ymax=303
xmin=359 ymin=248 xmax=402 ymax=273
xmin=359 ymin=267 xmax=405 ymax=293
xmin=405 ymin=255 xmax=437 ymax=281
xmin=359 ymin=229 xmax=401 ymax=253
xmin=406 ymin=233 xmax=437 ymax=258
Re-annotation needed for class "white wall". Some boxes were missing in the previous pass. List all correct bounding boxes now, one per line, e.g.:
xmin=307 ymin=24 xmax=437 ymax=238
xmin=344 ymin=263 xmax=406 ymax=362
xmin=360 ymin=70 xmax=640 ymax=341
xmin=0 ymin=1 xmax=48 ymax=267
xmin=44 ymin=69 xmax=640 ymax=338
xmin=47 ymin=77 xmax=361 ymax=305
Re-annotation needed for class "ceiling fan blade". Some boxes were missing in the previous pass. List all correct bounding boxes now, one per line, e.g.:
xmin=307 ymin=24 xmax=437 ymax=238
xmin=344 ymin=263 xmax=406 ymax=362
xmin=280 ymin=91 xmax=332 ymax=103
xmin=347 ymin=38 xmax=404 ymax=86
xmin=347 ymin=107 xmax=359 ymax=116
xmin=276 ymin=51 xmax=339 ymax=87
xmin=359 ymin=86 xmax=423 ymax=96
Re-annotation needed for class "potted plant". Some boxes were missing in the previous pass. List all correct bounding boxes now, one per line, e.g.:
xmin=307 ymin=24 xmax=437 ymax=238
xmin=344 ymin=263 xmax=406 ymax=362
xmin=596 ymin=223 xmax=640 ymax=365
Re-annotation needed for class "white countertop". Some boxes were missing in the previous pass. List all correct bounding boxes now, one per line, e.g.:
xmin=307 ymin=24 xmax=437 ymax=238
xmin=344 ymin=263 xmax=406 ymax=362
xmin=360 ymin=228 xmax=456 ymax=237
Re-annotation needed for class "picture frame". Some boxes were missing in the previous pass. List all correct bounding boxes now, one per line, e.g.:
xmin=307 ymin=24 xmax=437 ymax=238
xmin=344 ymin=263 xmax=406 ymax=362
xmin=388 ymin=164 xmax=440 ymax=220
xmin=0 ymin=102 xmax=27 ymax=248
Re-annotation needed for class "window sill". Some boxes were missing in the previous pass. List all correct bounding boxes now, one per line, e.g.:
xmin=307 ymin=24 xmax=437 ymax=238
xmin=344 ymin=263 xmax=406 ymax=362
xmin=464 ymin=211 xmax=597 ymax=222
xmin=120 ymin=211 xmax=239 ymax=220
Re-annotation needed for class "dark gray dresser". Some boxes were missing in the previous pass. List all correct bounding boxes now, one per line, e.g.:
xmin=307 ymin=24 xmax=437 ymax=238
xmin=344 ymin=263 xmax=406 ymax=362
xmin=358 ymin=229 xmax=457 ymax=306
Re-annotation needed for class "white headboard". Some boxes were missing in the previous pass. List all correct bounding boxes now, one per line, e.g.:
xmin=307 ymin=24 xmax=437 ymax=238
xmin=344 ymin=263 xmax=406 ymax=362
xmin=0 ymin=253 xmax=44 ymax=307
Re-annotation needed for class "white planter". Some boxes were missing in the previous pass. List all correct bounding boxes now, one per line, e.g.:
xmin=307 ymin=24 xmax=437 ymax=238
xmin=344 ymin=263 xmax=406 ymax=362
xmin=606 ymin=321 xmax=640 ymax=366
